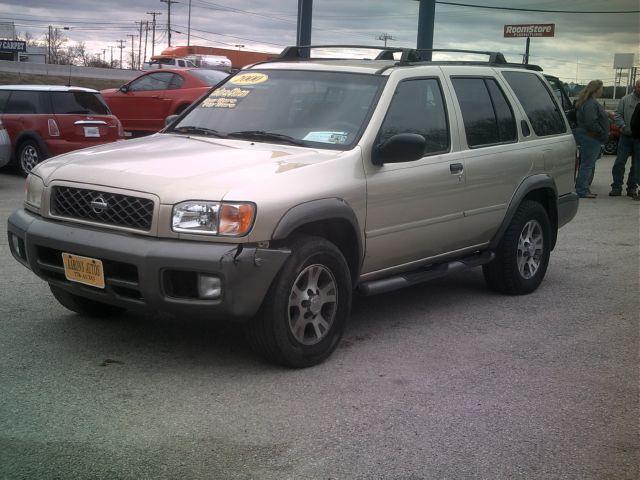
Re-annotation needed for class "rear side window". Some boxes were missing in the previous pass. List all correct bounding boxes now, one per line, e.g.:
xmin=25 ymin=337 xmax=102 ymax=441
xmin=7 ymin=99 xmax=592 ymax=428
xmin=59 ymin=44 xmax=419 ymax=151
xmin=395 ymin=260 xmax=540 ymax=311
xmin=378 ymin=78 xmax=449 ymax=156
xmin=51 ymin=92 xmax=110 ymax=115
xmin=129 ymin=72 xmax=175 ymax=91
xmin=168 ymin=74 xmax=184 ymax=90
xmin=5 ymin=91 xmax=50 ymax=114
xmin=452 ymin=77 xmax=516 ymax=147
xmin=502 ymin=71 xmax=566 ymax=136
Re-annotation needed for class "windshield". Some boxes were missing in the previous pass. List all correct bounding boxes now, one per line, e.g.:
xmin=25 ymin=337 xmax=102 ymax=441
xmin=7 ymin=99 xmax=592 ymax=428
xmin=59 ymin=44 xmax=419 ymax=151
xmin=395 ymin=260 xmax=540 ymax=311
xmin=170 ymin=69 xmax=385 ymax=149
xmin=188 ymin=68 xmax=230 ymax=86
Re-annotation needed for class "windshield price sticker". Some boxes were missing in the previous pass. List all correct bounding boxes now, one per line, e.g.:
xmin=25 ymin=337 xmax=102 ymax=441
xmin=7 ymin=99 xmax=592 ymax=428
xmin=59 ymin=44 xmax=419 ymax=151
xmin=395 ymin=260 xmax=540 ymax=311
xmin=211 ymin=87 xmax=251 ymax=99
xmin=202 ymin=97 xmax=238 ymax=109
xmin=303 ymin=131 xmax=349 ymax=144
xmin=229 ymin=73 xmax=269 ymax=85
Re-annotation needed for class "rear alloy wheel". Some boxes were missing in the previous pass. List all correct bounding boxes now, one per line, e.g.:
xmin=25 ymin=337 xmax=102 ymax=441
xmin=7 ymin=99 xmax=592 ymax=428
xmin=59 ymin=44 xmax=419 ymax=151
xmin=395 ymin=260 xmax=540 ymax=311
xmin=50 ymin=285 xmax=126 ymax=317
xmin=244 ymin=235 xmax=352 ymax=368
xmin=483 ymin=200 xmax=551 ymax=295
xmin=18 ymin=140 xmax=46 ymax=176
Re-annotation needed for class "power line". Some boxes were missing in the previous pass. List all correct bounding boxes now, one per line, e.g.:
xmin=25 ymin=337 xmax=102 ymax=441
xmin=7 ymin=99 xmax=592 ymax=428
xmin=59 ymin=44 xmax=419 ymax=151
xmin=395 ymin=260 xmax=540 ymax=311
xmin=436 ymin=1 xmax=640 ymax=14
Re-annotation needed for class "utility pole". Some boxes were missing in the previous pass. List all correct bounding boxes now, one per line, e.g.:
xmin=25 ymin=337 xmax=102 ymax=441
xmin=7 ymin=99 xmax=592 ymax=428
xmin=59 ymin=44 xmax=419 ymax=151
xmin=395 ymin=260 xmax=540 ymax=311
xmin=127 ymin=34 xmax=136 ymax=69
xmin=147 ymin=11 xmax=161 ymax=57
xmin=137 ymin=21 xmax=144 ymax=69
xmin=377 ymin=33 xmax=395 ymax=48
xmin=117 ymin=39 xmax=125 ymax=69
xmin=143 ymin=21 xmax=149 ymax=67
xmin=102 ymin=49 xmax=106 ymax=63
xmin=47 ymin=25 xmax=52 ymax=63
xmin=160 ymin=0 xmax=179 ymax=47
xmin=187 ymin=0 xmax=192 ymax=46
xmin=110 ymin=46 xmax=115 ymax=68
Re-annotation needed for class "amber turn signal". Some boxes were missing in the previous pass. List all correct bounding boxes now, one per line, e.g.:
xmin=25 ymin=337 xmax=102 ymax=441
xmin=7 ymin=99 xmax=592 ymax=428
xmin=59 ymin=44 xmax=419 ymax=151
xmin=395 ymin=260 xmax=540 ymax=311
xmin=218 ymin=202 xmax=255 ymax=236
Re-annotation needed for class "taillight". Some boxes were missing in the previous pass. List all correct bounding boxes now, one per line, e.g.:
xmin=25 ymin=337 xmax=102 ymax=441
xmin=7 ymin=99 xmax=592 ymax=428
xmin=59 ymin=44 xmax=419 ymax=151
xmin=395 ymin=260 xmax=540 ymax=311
xmin=48 ymin=118 xmax=60 ymax=137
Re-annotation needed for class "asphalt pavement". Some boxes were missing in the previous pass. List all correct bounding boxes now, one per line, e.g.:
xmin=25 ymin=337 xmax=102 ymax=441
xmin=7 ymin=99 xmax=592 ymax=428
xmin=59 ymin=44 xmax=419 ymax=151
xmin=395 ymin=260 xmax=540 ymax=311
xmin=0 ymin=156 xmax=638 ymax=480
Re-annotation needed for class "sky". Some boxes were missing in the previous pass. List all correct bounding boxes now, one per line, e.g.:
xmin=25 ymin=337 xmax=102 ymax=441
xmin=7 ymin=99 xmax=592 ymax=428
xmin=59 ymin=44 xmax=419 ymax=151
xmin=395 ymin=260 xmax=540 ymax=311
xmin=2 ymin=0 xmax=639 ymax=86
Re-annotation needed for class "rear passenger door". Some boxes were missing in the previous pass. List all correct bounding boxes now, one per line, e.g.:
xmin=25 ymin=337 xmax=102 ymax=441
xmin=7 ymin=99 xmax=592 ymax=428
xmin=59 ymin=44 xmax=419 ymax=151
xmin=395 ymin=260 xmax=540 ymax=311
xmin=363 ymin=76 xmax=469 ymax=274
xmin=446 ymin=73 xmax=529 ymax=246
xmin=2 ymin=90 xmax=51 ymax=150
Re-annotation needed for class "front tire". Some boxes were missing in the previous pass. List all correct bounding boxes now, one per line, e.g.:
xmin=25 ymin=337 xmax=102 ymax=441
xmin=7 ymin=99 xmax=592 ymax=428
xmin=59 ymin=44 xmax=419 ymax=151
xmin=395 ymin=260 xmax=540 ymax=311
xmin=244 ymin=236 xmax=352 ymax=368
xmin=50 ymin=285 xmax=126 ymax=316
xmin=483 ymin=200 xmax=552 ymax=295
xmin=18 ymin=140 xmax=46 ymax=176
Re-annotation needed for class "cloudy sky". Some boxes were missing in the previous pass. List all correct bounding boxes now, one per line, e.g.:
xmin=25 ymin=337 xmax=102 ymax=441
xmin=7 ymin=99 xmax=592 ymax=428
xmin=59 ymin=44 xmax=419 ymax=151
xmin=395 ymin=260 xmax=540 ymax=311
xmin=3 ymin=0 xmax=639 ymax=85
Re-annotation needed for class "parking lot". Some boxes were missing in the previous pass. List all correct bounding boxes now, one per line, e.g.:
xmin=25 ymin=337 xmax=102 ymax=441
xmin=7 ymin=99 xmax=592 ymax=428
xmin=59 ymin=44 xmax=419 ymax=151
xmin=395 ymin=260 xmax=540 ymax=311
xmin=0 ymin=155 xmax=638 ymax=479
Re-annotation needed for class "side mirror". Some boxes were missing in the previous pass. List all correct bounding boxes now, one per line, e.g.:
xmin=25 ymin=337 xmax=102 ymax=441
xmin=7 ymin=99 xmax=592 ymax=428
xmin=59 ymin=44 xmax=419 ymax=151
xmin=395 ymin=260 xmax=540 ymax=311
xmin=119 ymin=85 xmax=129 ymax=93
xmin=372 ymin=133 xmax=426 ymax=166
xmin=165 ymin=114 xmax=179 ymax=127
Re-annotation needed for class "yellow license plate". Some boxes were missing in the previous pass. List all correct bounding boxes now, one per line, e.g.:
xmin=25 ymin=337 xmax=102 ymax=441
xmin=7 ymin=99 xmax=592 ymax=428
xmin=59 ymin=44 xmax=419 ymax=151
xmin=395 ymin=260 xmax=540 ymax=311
xmin=62 ymin=253 xmax=105 ymax=289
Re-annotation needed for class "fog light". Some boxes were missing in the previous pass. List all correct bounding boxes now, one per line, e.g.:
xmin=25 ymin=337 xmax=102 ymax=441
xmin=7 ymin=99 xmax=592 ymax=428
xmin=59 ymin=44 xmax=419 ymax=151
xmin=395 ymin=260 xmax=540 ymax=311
xmin=9 ymin=233 xmax=26 ymax=260
xmin=198 ymin=274 xmax=221 ymax=299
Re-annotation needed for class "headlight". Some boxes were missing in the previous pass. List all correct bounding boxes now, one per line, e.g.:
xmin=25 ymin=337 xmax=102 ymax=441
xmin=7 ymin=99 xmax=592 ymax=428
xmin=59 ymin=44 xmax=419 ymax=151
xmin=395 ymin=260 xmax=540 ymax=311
xmin=24 ymin=174 xmax=45 ymax=211
xmin=171 ymin=201 xmax=255 ymax=236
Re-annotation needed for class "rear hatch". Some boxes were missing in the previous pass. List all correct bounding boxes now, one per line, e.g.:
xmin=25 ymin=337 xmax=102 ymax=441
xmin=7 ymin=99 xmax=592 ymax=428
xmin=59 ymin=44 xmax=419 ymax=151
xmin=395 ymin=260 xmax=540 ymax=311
xmin=50 ymin=90 xmax=122 ymax=142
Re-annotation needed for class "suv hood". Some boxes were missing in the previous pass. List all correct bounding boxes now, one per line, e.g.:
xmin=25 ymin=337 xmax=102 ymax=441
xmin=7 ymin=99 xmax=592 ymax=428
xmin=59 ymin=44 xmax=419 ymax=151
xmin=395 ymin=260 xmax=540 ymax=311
xmin=35 ymin=134 xmax=343 ymax=204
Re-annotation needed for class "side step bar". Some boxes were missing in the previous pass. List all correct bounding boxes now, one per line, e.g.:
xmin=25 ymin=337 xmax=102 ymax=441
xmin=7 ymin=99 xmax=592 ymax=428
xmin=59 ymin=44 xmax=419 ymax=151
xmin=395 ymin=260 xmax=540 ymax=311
xmin=358 ymin=251 xmax=495 ymax=296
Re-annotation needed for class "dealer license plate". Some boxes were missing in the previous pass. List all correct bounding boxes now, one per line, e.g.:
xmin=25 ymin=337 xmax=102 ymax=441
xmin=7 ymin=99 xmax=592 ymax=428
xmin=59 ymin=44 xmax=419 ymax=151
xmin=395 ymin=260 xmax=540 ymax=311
xmin=83 ymin=126 xmax=100 ymax=138
xmin=62 ymin=253 xmax=105 ymax=289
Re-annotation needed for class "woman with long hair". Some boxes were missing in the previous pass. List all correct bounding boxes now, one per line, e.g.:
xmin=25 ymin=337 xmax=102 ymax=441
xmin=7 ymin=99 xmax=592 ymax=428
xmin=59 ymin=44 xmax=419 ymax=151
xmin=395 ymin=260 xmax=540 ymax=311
xmin=574 ymin=79 xmax=609 ymax=198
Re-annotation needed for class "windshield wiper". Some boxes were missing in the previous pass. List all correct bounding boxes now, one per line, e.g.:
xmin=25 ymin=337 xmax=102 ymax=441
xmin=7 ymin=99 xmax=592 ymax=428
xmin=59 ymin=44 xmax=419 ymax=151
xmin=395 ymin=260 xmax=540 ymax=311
xmin=227 ymin=130 xmax=305 ymax=146
xmin=172 ymin=126 xmax=228 ymax=138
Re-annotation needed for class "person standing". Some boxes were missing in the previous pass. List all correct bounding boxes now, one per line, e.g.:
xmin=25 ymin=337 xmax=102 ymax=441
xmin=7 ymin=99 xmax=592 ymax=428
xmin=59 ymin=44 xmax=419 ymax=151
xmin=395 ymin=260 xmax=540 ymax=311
xmin=609 ymin=79 xmax=640 ymax=197
xmin=574 ymin=80 xmax=609 ymax=198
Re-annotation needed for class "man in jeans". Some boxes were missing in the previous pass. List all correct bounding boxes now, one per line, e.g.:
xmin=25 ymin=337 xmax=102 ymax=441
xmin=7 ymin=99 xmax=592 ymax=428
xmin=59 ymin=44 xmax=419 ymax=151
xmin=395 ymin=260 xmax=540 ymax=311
xmin=610 ymin=79 xmax=640 ymax=197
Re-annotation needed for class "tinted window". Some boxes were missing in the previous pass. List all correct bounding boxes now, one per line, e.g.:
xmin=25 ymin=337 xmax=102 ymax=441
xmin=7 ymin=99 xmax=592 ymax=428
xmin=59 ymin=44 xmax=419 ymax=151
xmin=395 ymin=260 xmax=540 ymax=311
xmin=503 ymin=71 xmax=566 ymax=136
xmin=5 ymin=91 xmax=49 ymax=114
xmin=189 ymin=69 xmax=229 ymax=86
xmin=51 ymin=91 xmax=110 ymax=115
xmin=545 ymin=76 xmax=571 ymax=111
xmin=0 ymin=90 xmax=9 ymax=112
xmin=378 ymin=78 xmax=449 ymax=155
xmin=129 ymin=72 xmax=175 ymax=91
xmin=452 ymin=78 xmax=499 ymax=147
xmin=485 ymin=79 xmax=517 ymax=142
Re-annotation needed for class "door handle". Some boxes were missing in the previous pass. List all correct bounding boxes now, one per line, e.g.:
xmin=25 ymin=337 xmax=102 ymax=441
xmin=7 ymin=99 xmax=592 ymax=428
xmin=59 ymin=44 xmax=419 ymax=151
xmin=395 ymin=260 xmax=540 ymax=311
xmin=449 ymin=163 xmax=464 ymax=174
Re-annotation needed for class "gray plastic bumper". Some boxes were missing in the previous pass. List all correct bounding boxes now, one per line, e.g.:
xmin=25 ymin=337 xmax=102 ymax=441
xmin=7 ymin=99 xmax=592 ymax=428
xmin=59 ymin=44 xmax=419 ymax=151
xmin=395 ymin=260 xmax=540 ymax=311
xmin=7 ymin=209 xmax=290 ymax=320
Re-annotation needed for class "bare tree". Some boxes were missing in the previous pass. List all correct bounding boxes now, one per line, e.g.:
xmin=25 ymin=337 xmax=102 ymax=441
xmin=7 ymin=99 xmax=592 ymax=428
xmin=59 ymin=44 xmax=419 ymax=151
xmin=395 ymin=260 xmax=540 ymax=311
xmin=16 ymin=31 xmax=40 ymax=47
xmin=71 ymin=41 xmax=91 ymax=66
xmin=43 ymin=27 xmax=68 ymax=64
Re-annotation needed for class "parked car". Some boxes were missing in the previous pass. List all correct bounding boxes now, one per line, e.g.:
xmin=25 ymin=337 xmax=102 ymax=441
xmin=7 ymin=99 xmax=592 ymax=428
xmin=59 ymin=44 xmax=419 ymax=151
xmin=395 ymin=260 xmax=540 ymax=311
xmin=603 ymin=111 xmax=621 ymax=155
xmin=141 ymin=56 xmax=197 ymax=70
xmin=544 ymin=74 xmax=576 ymax=129
xmin=9 ymin=46 xmax=578 ymax=368
xmin=101 ymin=68 xmax=230 ymax=137
xmin=0 ymin=85 xmax=124 ymax=175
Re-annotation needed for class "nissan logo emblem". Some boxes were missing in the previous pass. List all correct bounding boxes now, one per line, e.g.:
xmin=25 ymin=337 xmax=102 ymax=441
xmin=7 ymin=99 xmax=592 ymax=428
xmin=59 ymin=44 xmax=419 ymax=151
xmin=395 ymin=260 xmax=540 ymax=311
xmin=90 ymin=196 xmax=109 ymax=214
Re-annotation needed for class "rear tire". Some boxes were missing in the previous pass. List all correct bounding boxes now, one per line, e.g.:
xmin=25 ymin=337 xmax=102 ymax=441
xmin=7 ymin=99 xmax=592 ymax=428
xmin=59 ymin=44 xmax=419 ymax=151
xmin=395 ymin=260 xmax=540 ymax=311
xmin=17 ymin=140 xmax=47 ymax=177
xmin=50 ymin=285 xmax=126 ymax=316
xmin=483 ymin=200 xmax=551 ymax=295
xmin=244 ymin=235 xmax=352 ymax=368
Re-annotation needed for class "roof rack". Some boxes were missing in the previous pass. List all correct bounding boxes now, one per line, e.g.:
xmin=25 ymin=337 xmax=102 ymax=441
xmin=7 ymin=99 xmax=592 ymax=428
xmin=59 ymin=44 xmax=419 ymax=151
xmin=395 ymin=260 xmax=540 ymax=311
xmin=275 ymin=45 xmax=542 ymax=71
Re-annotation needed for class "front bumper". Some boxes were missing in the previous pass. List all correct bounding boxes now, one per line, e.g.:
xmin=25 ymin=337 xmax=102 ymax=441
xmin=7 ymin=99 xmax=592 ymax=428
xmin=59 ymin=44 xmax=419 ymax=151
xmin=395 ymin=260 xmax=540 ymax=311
xmin=8 ymin=209 xmax=289 ymax=320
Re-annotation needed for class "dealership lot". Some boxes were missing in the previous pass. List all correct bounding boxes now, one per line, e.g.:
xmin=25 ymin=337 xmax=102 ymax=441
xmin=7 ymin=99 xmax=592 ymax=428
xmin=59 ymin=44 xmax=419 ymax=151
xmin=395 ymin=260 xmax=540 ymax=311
xmin=0 ymin=156 xmax=638 ymax=478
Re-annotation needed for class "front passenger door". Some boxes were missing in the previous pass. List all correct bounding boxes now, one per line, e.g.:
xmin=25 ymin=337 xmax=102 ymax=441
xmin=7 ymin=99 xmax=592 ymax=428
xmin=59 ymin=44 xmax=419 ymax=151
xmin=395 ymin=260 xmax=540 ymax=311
xmin=363 ymin=78 xmax=469 ymax=274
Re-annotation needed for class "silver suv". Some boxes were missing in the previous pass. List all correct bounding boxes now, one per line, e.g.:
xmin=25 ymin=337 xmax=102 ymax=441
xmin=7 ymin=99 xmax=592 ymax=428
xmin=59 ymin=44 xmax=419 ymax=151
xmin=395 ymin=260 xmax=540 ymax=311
xmin=8 ymin=46 xmax=579 ymax=367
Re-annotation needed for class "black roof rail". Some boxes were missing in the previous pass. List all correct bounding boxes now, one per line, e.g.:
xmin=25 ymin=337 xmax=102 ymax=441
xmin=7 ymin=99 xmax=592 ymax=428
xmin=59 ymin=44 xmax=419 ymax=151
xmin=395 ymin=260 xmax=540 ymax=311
xmin=273 ymin=45 xmax=542 ymax=72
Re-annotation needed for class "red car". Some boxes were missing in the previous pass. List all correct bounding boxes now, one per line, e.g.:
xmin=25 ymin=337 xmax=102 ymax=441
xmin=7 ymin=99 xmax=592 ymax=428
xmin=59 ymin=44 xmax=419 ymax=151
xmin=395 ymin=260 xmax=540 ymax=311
xmin=101 ymin=68 xmax=229 ymax=136
xmin=604 ymin=111 xmax=621 ymax=155
xmin=0 ymin=85 xmax=124 ymax=176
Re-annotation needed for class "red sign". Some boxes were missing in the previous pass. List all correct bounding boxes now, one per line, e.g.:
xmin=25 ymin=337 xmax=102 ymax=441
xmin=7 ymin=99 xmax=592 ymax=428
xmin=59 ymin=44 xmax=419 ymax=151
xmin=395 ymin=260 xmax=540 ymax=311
xmin=504 ymin=24 xmax=555 ymax=38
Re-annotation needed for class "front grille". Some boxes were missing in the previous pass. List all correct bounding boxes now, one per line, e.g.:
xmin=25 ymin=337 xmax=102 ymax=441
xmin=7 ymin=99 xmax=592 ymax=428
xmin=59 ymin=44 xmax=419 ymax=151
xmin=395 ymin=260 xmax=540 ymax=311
xmin=51 ymin=186 xmax=154 ymax=231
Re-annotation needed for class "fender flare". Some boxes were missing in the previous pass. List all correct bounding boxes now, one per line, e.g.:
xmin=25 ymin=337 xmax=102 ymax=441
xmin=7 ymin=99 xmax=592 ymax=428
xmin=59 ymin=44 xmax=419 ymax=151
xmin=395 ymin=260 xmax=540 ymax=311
xmin=14 ymin=131 xmax=50 ymax=160
xmin=489 ymin=174 xmax=558 ymax=250
xmin=271 ymin=197 xmax=364 ymax=265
